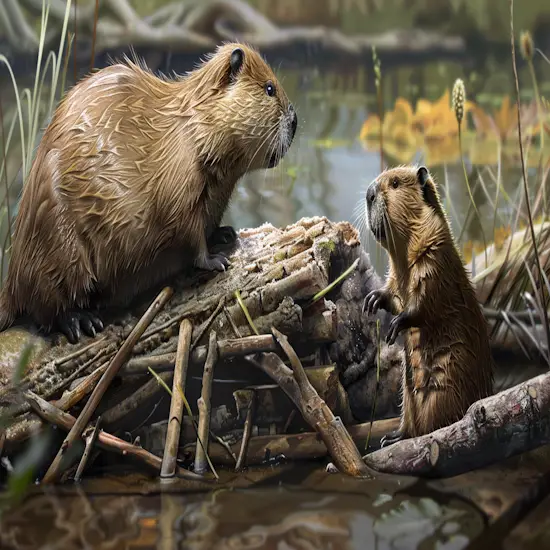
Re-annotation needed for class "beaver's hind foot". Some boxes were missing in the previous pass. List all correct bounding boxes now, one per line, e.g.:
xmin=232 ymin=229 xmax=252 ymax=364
xmin=56 ymin=309 xmax=104 ymax=344
xmin=380 ymin=429 xmax=403 ymax=448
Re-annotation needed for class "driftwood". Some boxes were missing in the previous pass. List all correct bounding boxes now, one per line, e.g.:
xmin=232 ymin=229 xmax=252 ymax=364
xmin=363 ymin=370 xmax=550 ymax=478
xmin=2 ymin=0 xmax=465 ymax=68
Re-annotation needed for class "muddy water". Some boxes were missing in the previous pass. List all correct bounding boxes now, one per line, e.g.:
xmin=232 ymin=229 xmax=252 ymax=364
xmin=0 ymin=465 xmax=485 ymax=550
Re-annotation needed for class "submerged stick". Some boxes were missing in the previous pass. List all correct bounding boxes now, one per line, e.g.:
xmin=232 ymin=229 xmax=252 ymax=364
xmin=235 ymin=389 xmax=256 ymax=472
xmin=26 ymin=392 xmax=205 ymax=481
xmin=160 ymin=319 xmax=192 ymax=481
xmin=194 ymin=330 xmax=218 ymax=475
xmin=74 ymin=416 xmax=102 ymax=483
xmin=42 ymin=286 xmax=174 ymax=484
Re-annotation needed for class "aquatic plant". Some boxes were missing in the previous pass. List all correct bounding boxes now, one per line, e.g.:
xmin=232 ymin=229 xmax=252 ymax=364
xmin=0 ymin=0 xmax=74 ymax=284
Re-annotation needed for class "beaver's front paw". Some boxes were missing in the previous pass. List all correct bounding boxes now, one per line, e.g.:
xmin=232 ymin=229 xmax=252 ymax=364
xmin=56 ymin=309 xmax=104 ymax=344
xmin=195 ymin=252 xmax=230 ymax=272
xmin=362 ymin=289 xmax=392 ymax=316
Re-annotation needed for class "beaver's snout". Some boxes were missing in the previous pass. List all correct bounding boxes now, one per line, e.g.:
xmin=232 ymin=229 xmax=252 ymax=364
xmin=289 ymin=104 xmax=297 ymax=141
xmin=366 ymin=180 xmax=386 ymax=242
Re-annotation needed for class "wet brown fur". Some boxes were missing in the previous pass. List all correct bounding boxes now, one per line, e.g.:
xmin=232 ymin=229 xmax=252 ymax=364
xmin=0 ymin=42 xmax=295 ymax=334
xmin=365 ymin=165 xmax=494 ymax=440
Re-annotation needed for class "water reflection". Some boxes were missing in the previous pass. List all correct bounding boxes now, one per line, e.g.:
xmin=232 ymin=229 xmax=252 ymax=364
xmin=0 ymin=485 xmax=485 ymax=549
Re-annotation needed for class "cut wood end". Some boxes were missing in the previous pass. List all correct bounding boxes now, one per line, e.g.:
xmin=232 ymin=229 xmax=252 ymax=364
xmin=430 ymin=440 xmax=439 ymax=467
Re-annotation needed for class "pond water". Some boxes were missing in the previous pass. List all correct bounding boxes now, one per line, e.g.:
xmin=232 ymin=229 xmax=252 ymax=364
xmin=0 ymin=466 xmax=486 ymax=550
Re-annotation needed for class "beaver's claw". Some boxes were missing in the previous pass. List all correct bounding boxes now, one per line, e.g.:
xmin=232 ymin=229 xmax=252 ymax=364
xmin=363 ymin=289 xmax=390 ymax=316
xmin=57 ymin=309 xmax=104 ymax=344
xmin=380 ymin=429 xmax=403 ymax=448
xmin=195 ymin=252 xmax=230 ymax=272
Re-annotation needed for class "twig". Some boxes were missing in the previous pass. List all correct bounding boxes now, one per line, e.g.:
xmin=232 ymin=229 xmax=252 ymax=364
xmin=100 ymin=370 xmax=172 ymax=426
xmin=123 ymin=333 xmax=310 ymax=374
xmin=42 ymin=286 xmax=173 ymax=484
xmin=160 ymin=319 xmax=192 ymax=481
xmin=26 ymin=391 xmax=205 ymax=481
xmin=52 ymin=337 xmax=107 ymax=367
xmin=52 ymin=361 xmax=109 ymax=411
xmin=235 ymin=389 xmax=256 ymax=472
xmin=194 ymin=330 xmax=218 ymax=475
xmin=73 ymin=416 xmax=102 ymax=482
xmin=190 ymin=296 xmax=225 ymax=352
xmin=148 ymin=367 xmax=219 ymax=480
xmin=224 ymin=306 xmax=242 ymax=338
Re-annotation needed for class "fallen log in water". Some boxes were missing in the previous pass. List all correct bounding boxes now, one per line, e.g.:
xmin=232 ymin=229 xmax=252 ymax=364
xmin=363 ymin=370 xmax=550 ymax=477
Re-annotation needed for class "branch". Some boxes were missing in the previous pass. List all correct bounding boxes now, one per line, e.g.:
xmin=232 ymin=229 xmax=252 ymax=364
xmin=364 ymin=370 xmax=550 ymax=477
xmin=42 ymin=286 xmax=173 ymax=484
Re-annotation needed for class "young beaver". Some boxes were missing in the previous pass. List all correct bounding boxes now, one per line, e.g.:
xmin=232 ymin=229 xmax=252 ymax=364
xmin=363 ymin=165 xmax=494 ymax=446
xmin=0 ymin=43 xmax=297 ymax=344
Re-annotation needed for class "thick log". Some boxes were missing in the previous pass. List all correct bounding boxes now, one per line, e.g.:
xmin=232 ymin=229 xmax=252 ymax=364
xmin=364 ymin=370 xmax=550 ymax=478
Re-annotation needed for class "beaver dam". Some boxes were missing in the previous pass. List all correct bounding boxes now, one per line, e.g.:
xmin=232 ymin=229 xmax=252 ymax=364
xmin=0 ymin=215 xmax=548 ymax=549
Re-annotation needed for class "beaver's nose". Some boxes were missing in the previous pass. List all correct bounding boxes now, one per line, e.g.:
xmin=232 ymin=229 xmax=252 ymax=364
xmin=366 ymin=181 xmax=378 ymax=204
xmin=289 ymin=104 xmax=297 ymax=139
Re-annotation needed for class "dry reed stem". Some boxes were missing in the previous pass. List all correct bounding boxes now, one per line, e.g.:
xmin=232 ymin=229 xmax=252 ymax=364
xmin=194 ymin=330 xmax=218 ymax=475
xmin=235 ymin=389 xmax=256 ymax=472
xmin=510 ymin=0 xmax=550 ymax=351
xmin=190 ymin=296 xmax=225 ymax=352
xmin=42 ymin=286 xmax=173 ymax=484
xmin=160 ymin=319 xmax=192 ymax=481
xmin=26 ymin=391 xmax=204 ymax=481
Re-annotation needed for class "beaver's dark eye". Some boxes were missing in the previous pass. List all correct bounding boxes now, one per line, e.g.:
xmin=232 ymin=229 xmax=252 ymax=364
xmin=265 ymin=81 xmax=276 ymax=97
xmin=391 ymin=178 xmax=399 ymax=189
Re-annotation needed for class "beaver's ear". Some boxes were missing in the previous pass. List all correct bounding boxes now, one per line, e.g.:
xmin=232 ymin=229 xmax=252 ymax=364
xmin=229 ymin=48 xmax=245 ymax=80
xmin=417 ymin=166 xmax=440 ymax=210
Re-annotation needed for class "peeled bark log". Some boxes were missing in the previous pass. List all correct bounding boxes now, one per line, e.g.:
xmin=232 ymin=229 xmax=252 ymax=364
xmin=364 ymin=370 xmax=550 ymax=478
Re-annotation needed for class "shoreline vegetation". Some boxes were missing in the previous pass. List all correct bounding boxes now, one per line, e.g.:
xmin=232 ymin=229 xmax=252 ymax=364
xmin=0 ymin=0 xmax=549 ymax=536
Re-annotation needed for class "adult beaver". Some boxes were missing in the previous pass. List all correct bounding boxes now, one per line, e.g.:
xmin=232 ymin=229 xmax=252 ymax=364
xmin=363 ymin=165 xmax=494 ymax=446
xmin=0 ymin=43 xmax=297 ymax=343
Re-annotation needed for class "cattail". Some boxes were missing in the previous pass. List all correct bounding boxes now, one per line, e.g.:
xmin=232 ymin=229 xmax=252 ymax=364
xmin=520 ymin=31 xmax=534 ymax=62
xmin=452 ymin=78 xmax=466 ymax=125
